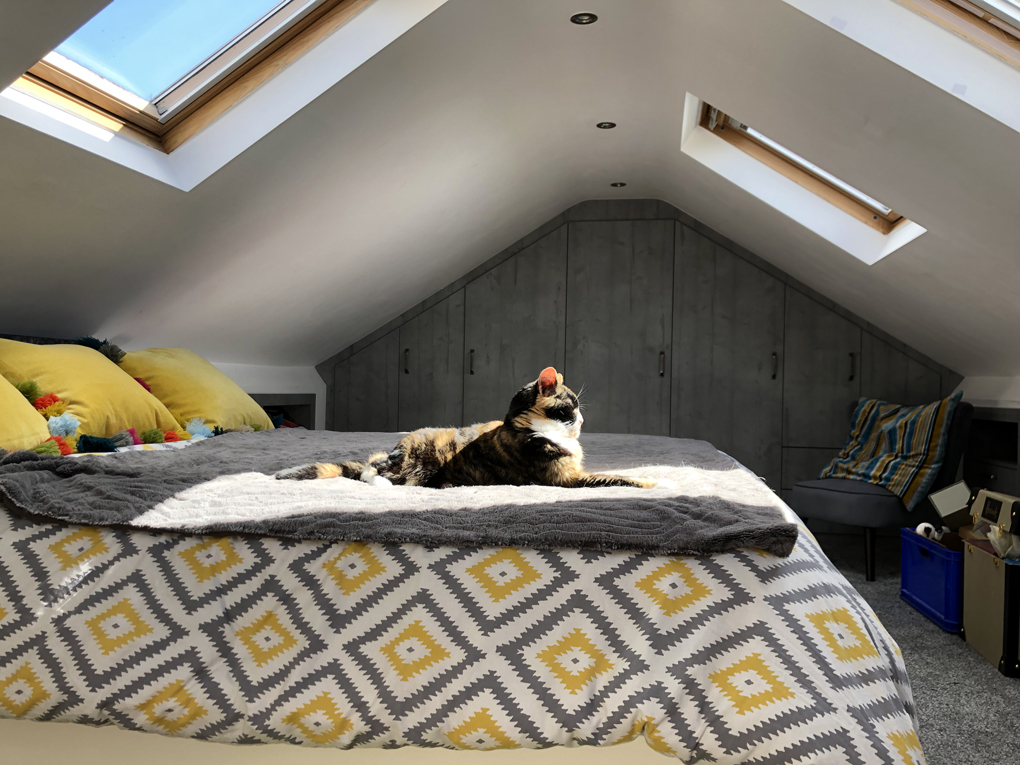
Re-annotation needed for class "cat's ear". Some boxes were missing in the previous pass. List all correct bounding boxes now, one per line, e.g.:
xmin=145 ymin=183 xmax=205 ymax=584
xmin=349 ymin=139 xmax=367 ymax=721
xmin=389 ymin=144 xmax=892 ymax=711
xmin=538 ymin=367 xmax=558 ymax=395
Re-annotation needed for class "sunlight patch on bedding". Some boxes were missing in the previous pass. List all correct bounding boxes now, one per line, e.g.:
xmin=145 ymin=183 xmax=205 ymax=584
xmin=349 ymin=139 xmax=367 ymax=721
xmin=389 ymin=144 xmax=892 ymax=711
xmin=134 ymin=464 xmax=779 ymax=530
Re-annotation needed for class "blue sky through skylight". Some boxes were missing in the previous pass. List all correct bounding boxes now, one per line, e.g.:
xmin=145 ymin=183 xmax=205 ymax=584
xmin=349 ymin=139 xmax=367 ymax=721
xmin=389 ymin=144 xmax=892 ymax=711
xmin=55 ymin=0 xmax=284 ymax=102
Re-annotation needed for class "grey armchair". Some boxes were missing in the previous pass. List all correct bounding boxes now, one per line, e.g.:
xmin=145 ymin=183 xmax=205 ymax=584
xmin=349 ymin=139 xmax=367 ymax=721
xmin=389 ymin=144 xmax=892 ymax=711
xmin=791 ymin=401 xmax=973 ymax=582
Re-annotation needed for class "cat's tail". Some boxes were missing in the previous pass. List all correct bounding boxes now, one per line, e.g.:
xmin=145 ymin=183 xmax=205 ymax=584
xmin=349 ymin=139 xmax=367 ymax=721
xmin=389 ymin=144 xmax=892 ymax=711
xmin=274 ymin=453 xmax=393 ymax=485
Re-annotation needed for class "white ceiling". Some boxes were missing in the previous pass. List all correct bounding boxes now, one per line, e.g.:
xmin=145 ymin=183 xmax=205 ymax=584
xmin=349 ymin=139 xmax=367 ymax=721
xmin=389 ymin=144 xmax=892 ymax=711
xmin=0 ymin=0 xmax=1017 ymax=374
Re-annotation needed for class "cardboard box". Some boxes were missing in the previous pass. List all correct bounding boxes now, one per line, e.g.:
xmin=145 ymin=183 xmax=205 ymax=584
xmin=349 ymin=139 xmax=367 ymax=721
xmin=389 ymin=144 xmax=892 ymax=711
xmin=929 ymin=481 xmax=974 ymax=531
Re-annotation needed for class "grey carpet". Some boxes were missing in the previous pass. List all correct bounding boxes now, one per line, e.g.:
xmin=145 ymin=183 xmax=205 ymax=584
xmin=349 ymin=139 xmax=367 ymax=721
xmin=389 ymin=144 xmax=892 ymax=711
xmin=815 ymin=531 xmax=1020 ymax=765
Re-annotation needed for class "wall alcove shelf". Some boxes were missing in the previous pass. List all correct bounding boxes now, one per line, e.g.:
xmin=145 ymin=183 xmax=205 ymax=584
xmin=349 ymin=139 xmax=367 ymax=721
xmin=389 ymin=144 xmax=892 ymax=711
xmin=248 ymin=393 xmax=317 ymax=431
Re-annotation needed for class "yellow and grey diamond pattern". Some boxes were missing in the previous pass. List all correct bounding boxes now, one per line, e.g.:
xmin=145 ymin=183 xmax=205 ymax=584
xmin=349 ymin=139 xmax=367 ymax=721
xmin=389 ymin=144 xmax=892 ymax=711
xmin=0 ymin=507 xmax=924 ymax=762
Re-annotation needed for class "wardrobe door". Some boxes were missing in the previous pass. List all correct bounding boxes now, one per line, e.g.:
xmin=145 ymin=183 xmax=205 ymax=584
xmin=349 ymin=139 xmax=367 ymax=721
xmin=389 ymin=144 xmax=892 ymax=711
xmin=324 ymin=363 xmax=337 ymax=431
xmin=565 ymin=220 xmax=674 ymax=435
xmin=673 ymin=224 xmax=784 ymax=489
xmin=860 ymin=333 xmax=942 ymax=405
xmin=783 ymin=289 xmax=861 ymax=448
xmin=331 ymin=357 xmax=350 ymax=431
xmin=463 ymin=227 xmax=567 ymax=424
xmin=398 ymin=290 xmax=465 ymax=431
xmin=348 ymin=330 xmax=399 ymax=431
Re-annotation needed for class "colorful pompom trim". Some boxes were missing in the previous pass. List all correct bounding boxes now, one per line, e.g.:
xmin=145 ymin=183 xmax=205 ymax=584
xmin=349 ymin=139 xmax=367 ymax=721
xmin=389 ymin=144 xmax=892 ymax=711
xmin=78 ymin=434 xmax=118 ymax=453
xmin=134 ymin=377 xmax=152 ymax=392
xmin=31 ymin=440 xmax=61 ymax=456
xmin=109 ymin=431 xmax=135 ymax=448
xmin=139 ymin=428 xmax=164 ymax=444
xmin=39 ymin=401 xmax=67 ymax=419
xmin=163 ymin=430 xmax=180 ymax=442
xmin=37 ymin=436 xmax=73 ymax=456
xmin=126 ymin=428 xmax=143 ymax=446
xmin=74 ymin=337 xmax=125 ymax=364
xmin=47 ymin=412 xmax=80 ymax=437
xmin=33 ymin=393 xmax=61 ymax=411
xmin=15 ymin=380 xmax=42 ymax=403
xmin=184 ymin=418 xmax=213 ymax=439
xmin=99 ymin=342 xmax=126 ymax=365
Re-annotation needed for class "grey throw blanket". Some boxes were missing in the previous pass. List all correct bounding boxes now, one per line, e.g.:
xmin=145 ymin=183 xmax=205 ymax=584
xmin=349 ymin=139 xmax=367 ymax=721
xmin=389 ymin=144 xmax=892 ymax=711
xmin=0 ymin=430 xmax=797 ymax=556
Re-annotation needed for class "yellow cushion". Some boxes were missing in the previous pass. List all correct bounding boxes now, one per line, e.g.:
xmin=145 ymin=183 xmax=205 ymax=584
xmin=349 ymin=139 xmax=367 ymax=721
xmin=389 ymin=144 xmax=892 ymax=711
xmin=0 ymin=375 xmax=51 ymax=452
xmin=0 ymin=339 xmax=179 ymax=438
xmin=120 ymin=348 xmax=274 ymax=431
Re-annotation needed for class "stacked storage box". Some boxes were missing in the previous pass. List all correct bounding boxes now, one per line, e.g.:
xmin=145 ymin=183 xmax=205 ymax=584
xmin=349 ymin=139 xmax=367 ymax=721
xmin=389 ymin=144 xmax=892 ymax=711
xmin=900 ymin=528 xmax=964 ymax=633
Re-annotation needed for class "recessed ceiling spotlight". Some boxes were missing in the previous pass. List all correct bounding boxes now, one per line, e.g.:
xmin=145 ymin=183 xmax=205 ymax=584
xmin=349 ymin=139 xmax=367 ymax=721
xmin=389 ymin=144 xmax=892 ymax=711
xmin=610 ymin=182 xmax=627 ymax=187
xmin=570 ymin=13 xmax=598 ymax=24
xmin=596 ymin=122 xmax=616 ymax=129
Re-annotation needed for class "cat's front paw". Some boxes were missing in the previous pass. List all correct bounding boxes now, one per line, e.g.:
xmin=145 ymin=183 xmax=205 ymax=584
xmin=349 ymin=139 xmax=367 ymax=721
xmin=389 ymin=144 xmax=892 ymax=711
xmin=635 ymin=477 xmax=676 ymax=490
xmin=365 ymin=474 xmax=393 ymax=487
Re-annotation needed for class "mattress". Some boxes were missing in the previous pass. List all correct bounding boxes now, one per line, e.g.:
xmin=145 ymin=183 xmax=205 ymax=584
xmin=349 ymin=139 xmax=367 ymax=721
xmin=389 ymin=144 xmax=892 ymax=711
xmin=0 ymin=433 xmax=923 ymax=763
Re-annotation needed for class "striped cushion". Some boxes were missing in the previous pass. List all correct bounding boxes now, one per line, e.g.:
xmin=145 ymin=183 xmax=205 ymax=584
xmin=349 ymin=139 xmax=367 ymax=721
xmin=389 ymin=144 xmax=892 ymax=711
xmin=819 ymin=391 xmax=962 ymax=511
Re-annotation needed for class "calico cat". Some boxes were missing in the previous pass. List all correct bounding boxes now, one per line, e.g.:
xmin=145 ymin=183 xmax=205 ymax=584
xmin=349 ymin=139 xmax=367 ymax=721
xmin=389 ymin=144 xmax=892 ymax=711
xmin=276 ymin=367 xmax=658 ymax=489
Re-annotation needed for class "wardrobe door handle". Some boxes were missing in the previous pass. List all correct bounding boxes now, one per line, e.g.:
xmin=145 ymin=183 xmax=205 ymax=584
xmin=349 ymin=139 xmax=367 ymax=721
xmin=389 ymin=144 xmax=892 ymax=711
xmin=469 ymin=349 xmax=475 ymax=375
xmin=771 ymin=352 xmax=778 ymax=380
xmin=404 ymin=348 xmax=410 ymax=375
xmin=849 ymin=352 xmax=856 ymax=382
xmin=658 ymin=351 xmax=666 ymax=377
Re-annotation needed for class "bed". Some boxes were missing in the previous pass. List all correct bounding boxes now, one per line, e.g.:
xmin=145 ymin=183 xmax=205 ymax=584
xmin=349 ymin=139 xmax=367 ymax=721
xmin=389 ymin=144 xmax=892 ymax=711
xmin=0 ymin=431 xmax=923 ymax=764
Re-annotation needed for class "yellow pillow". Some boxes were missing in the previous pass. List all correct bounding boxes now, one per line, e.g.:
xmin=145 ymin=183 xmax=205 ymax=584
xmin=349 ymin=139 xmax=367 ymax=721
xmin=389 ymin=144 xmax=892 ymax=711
xmin=120 ymin=348 xmax=274 ymax=431
xmin=0 ymin=375 xmax=51 ymax=452
xmin=0 ymin=339 xmax=179 ymax=437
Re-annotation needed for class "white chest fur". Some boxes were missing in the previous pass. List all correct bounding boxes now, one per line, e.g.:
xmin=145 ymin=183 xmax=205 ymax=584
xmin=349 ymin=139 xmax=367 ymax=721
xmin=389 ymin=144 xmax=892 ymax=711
xmin=529 ymin=418 xmax=582 ymax=456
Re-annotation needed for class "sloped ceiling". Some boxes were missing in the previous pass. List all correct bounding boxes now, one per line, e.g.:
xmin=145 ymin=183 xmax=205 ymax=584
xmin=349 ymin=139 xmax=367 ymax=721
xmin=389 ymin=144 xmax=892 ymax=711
xmin=0 ymin=0 xmax=109 ymax=89
xmin=0 ymin=0 xmax=1017 ymax=374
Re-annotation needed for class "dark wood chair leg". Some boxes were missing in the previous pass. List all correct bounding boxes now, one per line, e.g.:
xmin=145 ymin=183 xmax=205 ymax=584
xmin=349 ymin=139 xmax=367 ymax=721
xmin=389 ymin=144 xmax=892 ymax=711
xmin=864 ymin=527 xmax=877 ymax=582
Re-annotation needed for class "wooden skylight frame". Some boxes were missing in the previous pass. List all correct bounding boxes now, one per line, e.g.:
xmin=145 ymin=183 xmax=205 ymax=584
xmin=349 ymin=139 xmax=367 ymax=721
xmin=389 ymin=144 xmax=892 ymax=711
xmin=699 ymin=103 xmax=905 ymax=235
xmin=10 ymin=0 xmax=373 ymax=154
xmin=897 ymin=0 xmax=1020 ymax=68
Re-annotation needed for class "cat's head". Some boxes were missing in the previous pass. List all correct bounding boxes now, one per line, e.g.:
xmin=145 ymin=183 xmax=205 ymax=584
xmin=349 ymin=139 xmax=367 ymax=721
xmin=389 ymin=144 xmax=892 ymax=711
xmin=505 ymin=367 xmax=583 ymax=440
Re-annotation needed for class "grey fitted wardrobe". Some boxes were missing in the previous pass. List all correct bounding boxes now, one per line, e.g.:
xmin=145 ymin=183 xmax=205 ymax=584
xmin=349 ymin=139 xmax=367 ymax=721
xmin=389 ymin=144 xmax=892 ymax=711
xmin=319 ymin=200 xmax=960 ymax=494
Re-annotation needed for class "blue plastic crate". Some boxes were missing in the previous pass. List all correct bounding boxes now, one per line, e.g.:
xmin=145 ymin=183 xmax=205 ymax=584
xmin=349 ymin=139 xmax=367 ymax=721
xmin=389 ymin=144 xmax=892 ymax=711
xmin=900 ymin=527 xmax=964 ymax=632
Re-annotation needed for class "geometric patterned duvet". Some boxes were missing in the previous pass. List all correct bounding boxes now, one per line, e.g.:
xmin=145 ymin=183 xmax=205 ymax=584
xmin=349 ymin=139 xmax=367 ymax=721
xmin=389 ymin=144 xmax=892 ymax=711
xmin=0 ymin=500 xmax=923 ymax=764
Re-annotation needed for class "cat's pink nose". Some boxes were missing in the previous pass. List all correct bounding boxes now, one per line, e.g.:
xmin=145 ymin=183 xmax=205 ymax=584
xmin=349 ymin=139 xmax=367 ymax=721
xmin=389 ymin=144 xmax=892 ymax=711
xmin=577 ymin=412 xmax=584 ymax=425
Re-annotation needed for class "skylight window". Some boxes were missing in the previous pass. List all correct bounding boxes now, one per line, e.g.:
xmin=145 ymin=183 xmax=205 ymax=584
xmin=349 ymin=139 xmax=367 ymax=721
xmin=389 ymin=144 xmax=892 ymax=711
xmin=55 ymin=0 xmax=287 ymax=106
xmin=10 ymin=0 xmax=368 ymax=153
xmin=958 ymin=0 xmax=1020 ymax=29
xmin=701 ymin=104 xmax=903 ymax=234
xmin=899 ymin=0 xmax=1020 ymax=68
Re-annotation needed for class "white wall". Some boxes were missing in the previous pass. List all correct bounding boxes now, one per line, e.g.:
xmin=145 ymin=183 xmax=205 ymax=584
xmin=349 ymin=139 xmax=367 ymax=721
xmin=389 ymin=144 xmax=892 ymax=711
xmin=956 ymin=377 xmax=1020 ymax=409
xmin=212 ymin=362 xmax=327 ymax=431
